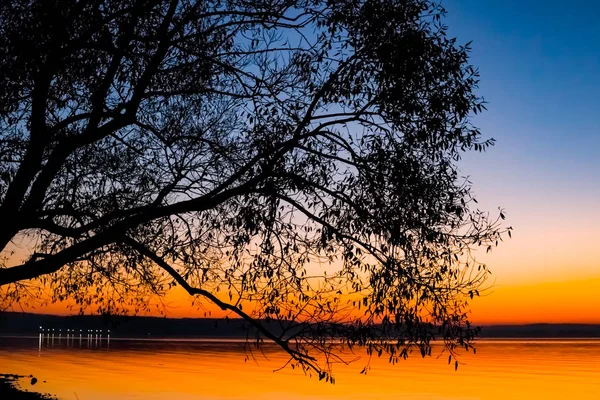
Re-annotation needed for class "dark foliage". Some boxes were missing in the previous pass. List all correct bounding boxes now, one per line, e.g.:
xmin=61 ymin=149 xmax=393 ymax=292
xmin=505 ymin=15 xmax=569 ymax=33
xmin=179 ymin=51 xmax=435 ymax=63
xmin=0 ymin=0 xmax=509 ymax=381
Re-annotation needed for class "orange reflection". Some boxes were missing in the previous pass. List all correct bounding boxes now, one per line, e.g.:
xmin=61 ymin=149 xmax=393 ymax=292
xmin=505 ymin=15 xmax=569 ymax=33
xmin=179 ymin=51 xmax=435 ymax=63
xmin=2 ymin=338 xmax=600 ymax=399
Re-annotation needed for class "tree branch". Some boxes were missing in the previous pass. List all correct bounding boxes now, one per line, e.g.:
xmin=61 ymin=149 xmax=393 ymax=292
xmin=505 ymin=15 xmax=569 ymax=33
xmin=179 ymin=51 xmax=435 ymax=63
xmin=123 ymin=236 xmax=323 ymax=375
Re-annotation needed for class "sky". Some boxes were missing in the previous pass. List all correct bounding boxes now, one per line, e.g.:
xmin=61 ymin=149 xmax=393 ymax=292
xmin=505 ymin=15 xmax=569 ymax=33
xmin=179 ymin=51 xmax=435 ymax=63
xmin=443 ymin=0 xmax=600 ymax=323
xmin=15 ymin=1 xmax=600 ymax=325
xmin=151 ymin=1 xmax=600 ymax=324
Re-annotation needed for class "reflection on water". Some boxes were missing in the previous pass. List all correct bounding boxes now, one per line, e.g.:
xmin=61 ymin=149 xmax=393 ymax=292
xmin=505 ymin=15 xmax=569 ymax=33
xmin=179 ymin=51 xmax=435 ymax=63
xmin=36 ymin=332 xmax=111 ymax=351
xmin=1 ymin=337 xmax=600 ymax=399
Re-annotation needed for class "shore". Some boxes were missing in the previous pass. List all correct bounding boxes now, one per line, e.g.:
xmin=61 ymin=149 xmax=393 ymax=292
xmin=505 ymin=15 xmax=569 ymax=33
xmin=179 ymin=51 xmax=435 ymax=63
xmin=0 ymin=374 xmax=57 ymax=400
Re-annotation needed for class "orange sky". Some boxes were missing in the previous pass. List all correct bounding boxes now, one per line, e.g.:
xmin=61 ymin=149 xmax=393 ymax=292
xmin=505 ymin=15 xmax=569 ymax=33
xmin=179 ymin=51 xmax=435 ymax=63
xmin=22 ymin=265 xmax=600 ymax=326
xmin=452 ymin=147 xmax=600 ymax=324
xmin=9 ymin=181 xmax=600 ymax=325
xmin=10 ymin=192 xmax=600 ymax=325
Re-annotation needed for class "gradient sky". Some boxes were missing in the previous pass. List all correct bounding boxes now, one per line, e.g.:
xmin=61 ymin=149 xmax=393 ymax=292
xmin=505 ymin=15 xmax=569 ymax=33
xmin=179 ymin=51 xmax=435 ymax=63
xmin=22 ymin=1 xmax=600 ymax=324
xmin=444 ymin=0 xmax=600 ymax=323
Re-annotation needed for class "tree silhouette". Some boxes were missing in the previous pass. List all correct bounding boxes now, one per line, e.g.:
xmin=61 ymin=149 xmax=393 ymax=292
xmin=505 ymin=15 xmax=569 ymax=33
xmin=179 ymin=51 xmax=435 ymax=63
xmin=0 ymin=0 xmax=509 ymax=381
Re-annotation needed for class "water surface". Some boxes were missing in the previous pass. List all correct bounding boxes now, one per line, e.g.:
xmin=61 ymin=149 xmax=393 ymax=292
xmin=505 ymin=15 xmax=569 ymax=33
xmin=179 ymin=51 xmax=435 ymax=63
xmin=1 ymin=337 xmax=599 ymax=399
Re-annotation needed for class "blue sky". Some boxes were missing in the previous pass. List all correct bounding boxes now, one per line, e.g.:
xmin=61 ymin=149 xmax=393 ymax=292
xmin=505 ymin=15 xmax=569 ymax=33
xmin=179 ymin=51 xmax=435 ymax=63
xmin=446 ymin=0 xmax=600 ymax=180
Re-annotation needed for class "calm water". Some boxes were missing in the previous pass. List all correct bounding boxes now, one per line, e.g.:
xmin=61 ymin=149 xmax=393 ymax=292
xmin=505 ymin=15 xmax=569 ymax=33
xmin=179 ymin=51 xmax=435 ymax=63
xmin=1 ymin=337 xmax=600 ymax=399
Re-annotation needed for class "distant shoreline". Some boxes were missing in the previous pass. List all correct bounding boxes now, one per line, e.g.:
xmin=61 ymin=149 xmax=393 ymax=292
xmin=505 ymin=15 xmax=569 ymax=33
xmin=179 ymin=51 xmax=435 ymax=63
xmin=3 ymin=334 xmax=600 ymax=342
xmin=3 ymin=312 xmax=600 ymax=339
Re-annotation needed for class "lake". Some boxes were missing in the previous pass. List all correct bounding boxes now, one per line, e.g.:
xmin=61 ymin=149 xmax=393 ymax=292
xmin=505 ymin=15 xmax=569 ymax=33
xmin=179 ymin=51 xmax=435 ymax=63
xmin=1 ymin=337 xmax=600 ymax=399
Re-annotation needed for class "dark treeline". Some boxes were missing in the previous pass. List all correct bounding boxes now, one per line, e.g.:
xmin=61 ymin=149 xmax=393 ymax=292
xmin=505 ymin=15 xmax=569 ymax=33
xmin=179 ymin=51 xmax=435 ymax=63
xmin=0 ymin=312 xmax=252 ymax=338
xmin=3 ymin=313 xmax=600 ymax=339
xmin=479 ymin=324 xmax=600 ymax=339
